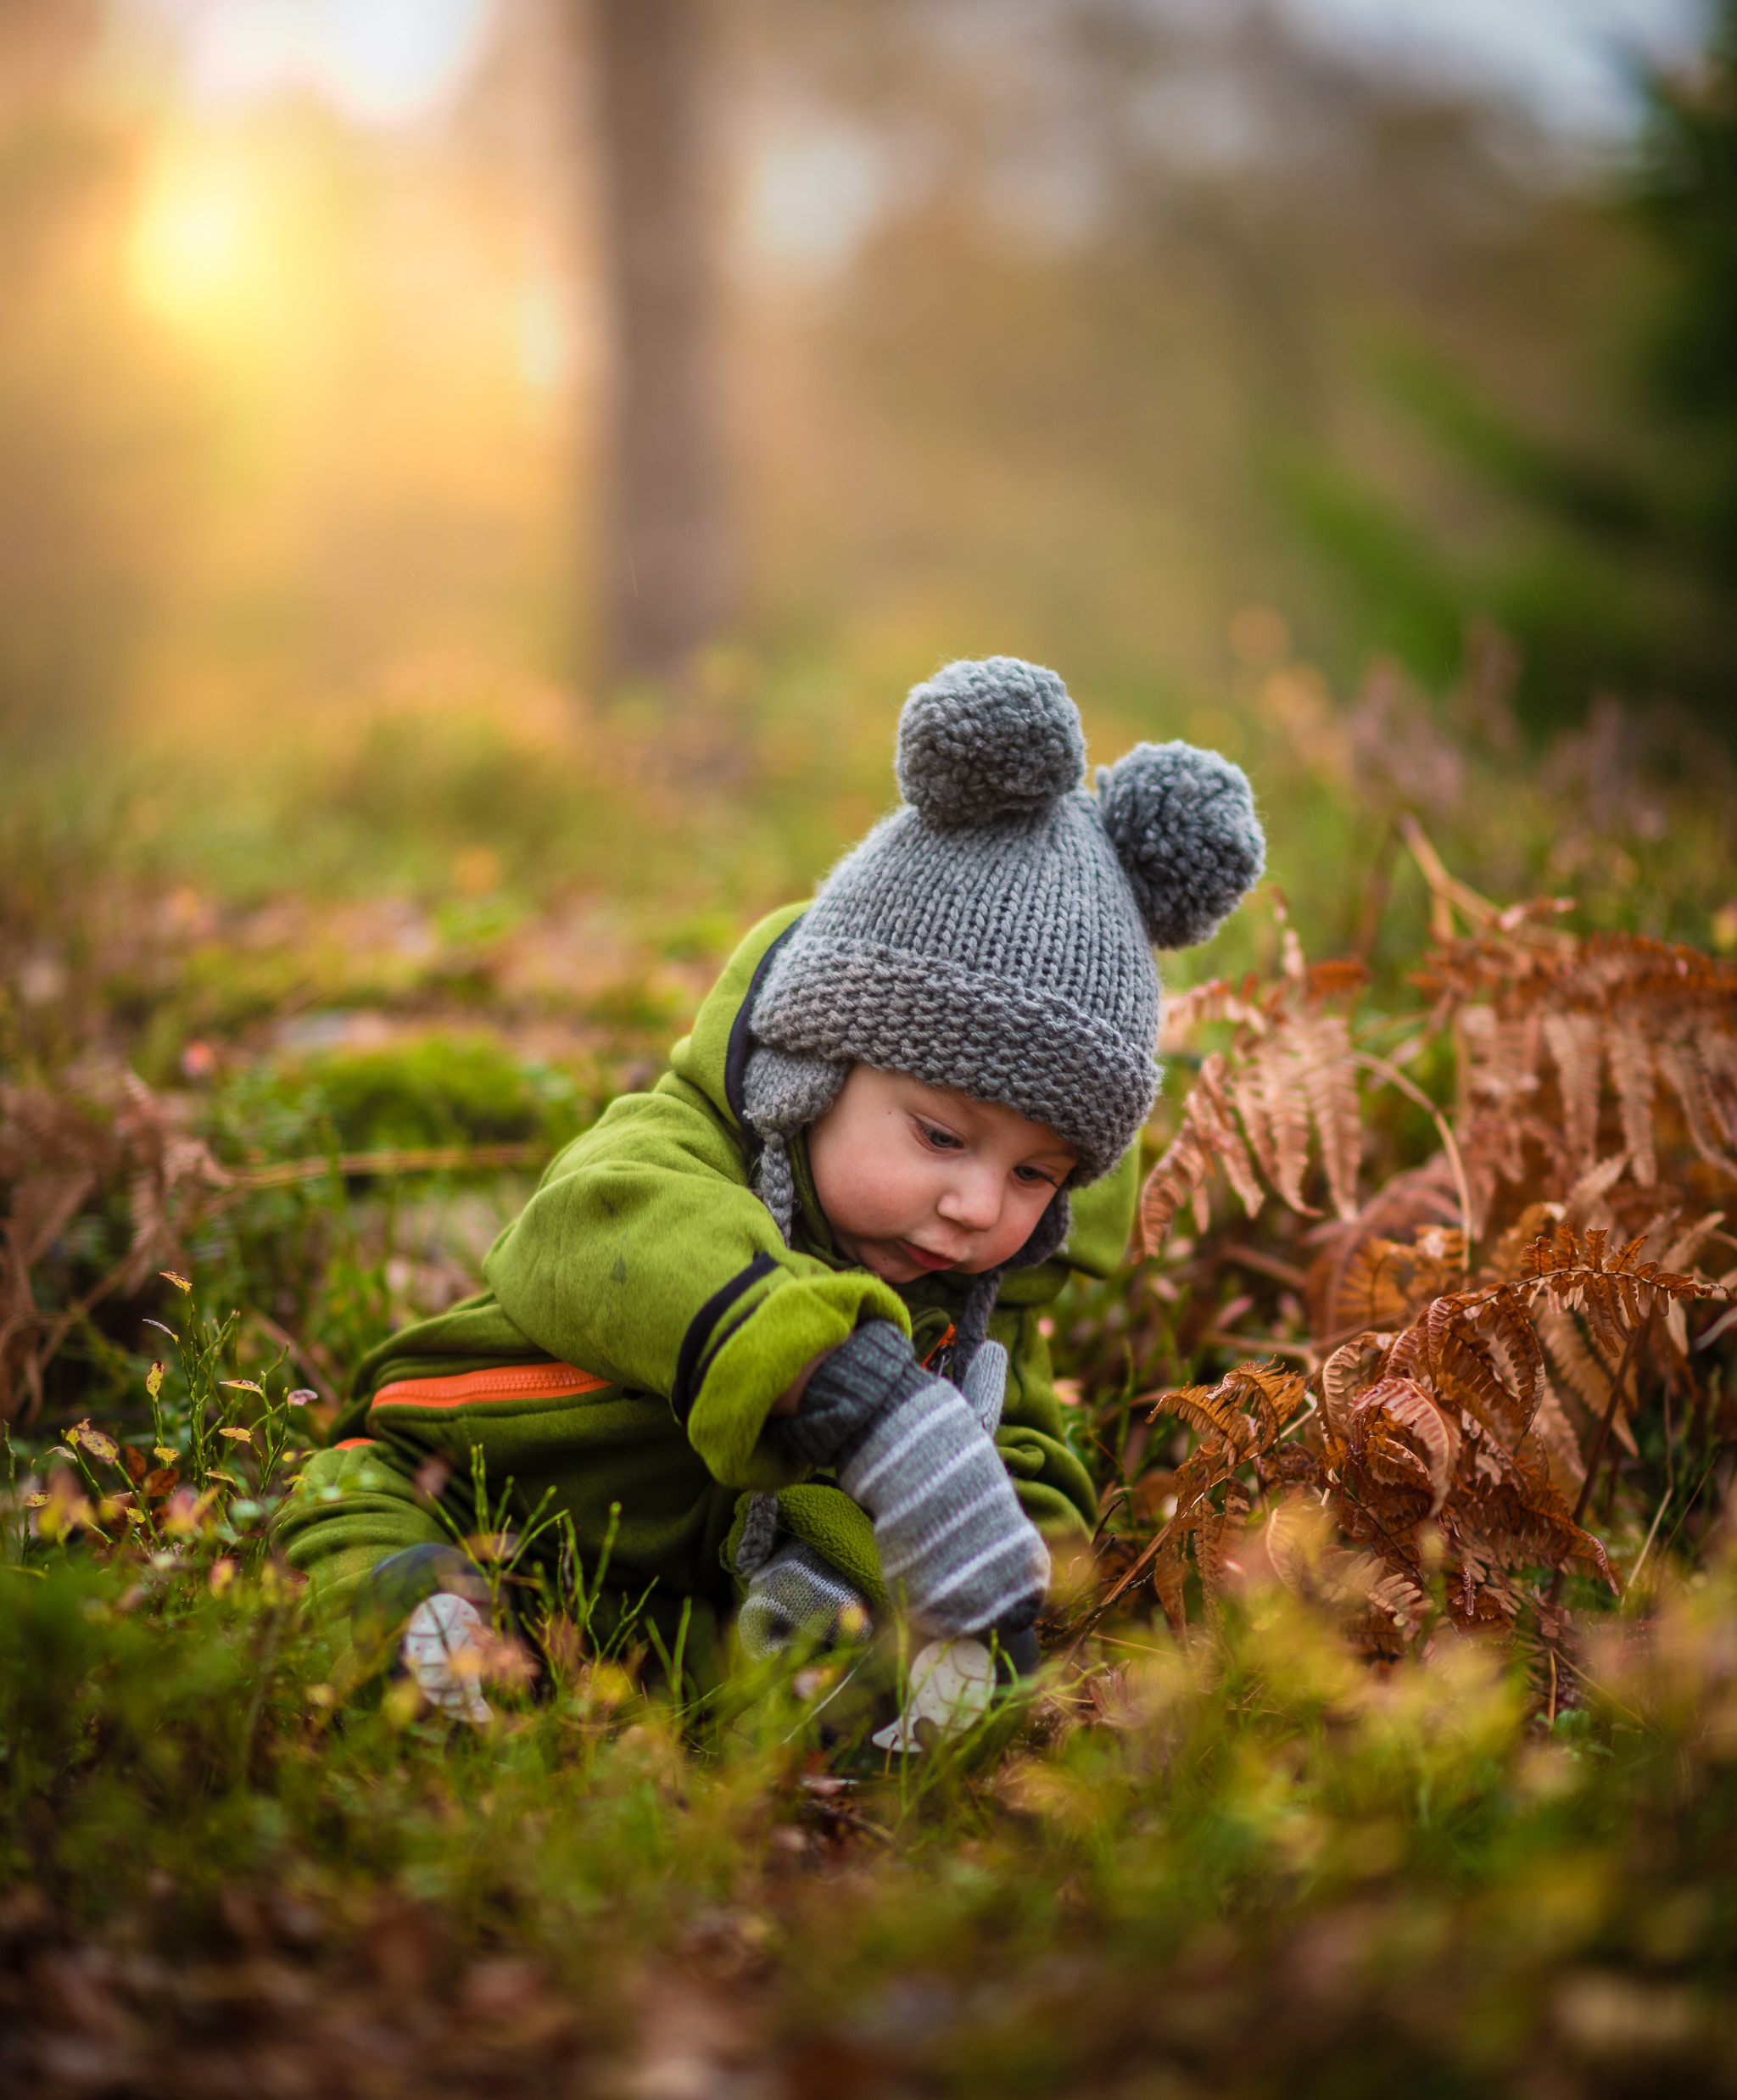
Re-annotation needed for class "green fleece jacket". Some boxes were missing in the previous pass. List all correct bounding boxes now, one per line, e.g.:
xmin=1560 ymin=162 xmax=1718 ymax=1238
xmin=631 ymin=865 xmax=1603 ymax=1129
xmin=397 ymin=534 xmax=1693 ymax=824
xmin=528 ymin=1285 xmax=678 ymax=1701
xmin=277 ymin=905 xmax=1137 ymax=1674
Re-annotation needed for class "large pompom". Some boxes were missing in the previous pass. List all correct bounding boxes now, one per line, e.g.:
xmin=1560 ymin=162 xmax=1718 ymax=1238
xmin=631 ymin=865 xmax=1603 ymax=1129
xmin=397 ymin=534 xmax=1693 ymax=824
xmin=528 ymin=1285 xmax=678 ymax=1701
xmin=896 ymin=656 xmax=1086 ymax=830
xmin=1097 ymin=741 xmax=1265 ymax=948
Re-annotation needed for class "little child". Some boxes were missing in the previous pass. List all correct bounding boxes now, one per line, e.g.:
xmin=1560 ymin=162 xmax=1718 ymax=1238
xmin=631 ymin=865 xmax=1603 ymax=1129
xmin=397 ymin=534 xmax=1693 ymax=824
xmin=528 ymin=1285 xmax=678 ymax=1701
xmin=278 ymin=657 xmax=1263 ymax=1714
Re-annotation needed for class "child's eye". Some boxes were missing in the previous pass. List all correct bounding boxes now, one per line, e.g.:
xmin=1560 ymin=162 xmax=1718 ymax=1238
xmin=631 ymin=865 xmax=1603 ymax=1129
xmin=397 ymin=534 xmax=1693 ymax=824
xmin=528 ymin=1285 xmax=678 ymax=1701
xmin=1014 ymin=1164 xmax=1056 ymax=1187
xmin=917 ymin=1120 xmax=963 ymax=1151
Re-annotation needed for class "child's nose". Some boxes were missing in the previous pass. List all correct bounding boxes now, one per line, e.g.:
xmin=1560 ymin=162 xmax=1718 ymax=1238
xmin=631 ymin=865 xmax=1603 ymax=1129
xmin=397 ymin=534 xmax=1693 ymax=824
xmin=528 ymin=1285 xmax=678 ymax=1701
xmin=936 ymin=1164 xmax=1003 ymax=1234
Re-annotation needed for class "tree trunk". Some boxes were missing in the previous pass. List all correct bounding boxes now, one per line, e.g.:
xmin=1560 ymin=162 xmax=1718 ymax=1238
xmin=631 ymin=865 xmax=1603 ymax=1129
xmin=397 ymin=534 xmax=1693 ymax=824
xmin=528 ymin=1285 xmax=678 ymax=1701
xmin=591 ymin=0 xmax=730 ymax=687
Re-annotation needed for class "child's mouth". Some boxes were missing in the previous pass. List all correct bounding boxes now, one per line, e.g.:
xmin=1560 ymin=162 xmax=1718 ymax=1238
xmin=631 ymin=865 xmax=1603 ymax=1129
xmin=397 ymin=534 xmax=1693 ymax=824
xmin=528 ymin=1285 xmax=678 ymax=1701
xmin=898 ymin=1241 xmax=958 ymax=1273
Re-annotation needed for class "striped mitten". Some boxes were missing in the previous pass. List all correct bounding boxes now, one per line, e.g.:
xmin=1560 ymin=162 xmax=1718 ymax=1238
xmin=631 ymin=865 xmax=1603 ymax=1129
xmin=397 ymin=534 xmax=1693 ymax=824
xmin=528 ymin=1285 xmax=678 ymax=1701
xmin=783 ymin=1321 xmax=1048 ymax=1639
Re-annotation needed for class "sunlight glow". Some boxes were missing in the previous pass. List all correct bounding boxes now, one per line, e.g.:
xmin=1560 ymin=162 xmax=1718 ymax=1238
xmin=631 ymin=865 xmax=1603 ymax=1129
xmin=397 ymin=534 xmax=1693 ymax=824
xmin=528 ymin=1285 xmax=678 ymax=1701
xmin=128 ymin=154 xmax=268 ymax=332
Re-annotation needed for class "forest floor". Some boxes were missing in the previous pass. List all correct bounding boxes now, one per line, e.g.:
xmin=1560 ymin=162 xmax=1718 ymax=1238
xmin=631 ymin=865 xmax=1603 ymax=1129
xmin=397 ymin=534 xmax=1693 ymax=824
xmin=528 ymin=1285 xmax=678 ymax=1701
xmin=3 ymin=674 xmax=1736 ymax=2097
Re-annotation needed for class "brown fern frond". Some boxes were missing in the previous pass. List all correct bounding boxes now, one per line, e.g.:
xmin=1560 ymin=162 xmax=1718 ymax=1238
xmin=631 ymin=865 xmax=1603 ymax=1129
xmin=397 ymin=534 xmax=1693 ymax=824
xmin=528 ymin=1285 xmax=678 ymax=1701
xmin=1606 ymin=1019 xmax=1656 ymax=1187
xmin=1292 ymin=1010 xmax=1361 ymax=1220
xmin=1661 ymin=1210 xmax=1726 ymax=1275
xmin=1656 ymin=1038 xmax=1737 ymax=1181
xmin=1384 ymin=1297 xmax=1528 ymax=1448
xmin=1543 ymin=1009 xmax=1602 ymax=1172
xmin=1560 ymin=1154 xmax=1630 ymax=1235
xmin=1220 ymin=1360 xmax=1310 ymax=1446
xmin=1306 ymin=958 xmax=1372 ymax=1003
xmin=1485 ymin=1201 xmax=1565 ymax=1281
xmin=1336 ymin=1228 xmax=1466 ymax=1331
xmin=1138 ymin=1052 xmax=1238 ymax=1254
xmin=1159 ymin=977 xmax=1269 ymax=1050
xmin=1318 ymin=1332 xmax=1391 ymax=1438
xmin=1142 ymin=1383 xmax=1253 ymax=1454
xmin=1349 ymin=1374 xmax=1460 ymax=1516
xmin=1537 ymin=1305 xmax=1633 ymax=1454
xmin=1477 ymin=1284 xmax=1546 ymax=1427
xmin=1529 ymin=1378 xmax=1586 ymax=1492
xmin=1194 ymin=1056 xmax=1265 ymax=1220
xmin=1238 ymin=1032 xmax=1314 ymax=1214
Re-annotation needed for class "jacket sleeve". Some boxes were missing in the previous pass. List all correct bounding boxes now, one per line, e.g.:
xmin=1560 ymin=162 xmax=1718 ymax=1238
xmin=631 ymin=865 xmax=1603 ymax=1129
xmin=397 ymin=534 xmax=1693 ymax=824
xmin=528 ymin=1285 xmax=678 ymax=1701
xmin=481 ymin=1075 xmax=908 ymax=1493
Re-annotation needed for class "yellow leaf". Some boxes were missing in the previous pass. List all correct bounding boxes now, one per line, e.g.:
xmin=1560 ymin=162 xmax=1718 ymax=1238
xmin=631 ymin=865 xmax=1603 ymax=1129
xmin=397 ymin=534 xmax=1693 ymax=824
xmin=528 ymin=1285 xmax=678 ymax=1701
xmin=154 ymin=1446 xmax=178 ymax=1465
xmin=70 ymin=1421 xmax=120 ymax=1466
xmin=160 ymin=1271 xmax=191 ymax=1293
xmin=220 ymin=1379 xmax=264 ymax=1396
xmin=217 ymin=1427 xmax=254 ymax=1443
xmin=146 ymin=1361 xmax=165 ymax=1399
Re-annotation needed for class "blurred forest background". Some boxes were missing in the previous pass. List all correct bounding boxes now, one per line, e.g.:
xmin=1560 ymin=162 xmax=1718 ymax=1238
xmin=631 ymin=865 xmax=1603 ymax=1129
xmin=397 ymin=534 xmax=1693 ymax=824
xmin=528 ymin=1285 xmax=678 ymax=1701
xmin=2 ymin=0 xmax=1734 ymax=1070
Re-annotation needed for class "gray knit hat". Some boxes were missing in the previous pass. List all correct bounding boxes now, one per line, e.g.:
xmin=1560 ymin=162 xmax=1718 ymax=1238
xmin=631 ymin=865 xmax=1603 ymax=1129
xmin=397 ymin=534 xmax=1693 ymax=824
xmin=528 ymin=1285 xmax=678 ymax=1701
xmin=746 ymin=656 xmax=1264 ymax=1193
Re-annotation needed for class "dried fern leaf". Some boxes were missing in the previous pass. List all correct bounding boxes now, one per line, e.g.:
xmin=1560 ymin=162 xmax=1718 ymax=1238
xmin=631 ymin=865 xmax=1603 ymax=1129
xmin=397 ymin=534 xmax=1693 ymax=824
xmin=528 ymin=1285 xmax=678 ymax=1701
xmin=1319 ymin=1332 xmax=1392 ymax=1438
xmin=1560 ymin=1154 xmax=1629 ymax=1236
xmin=1137 ymin=1054 xmax=1234 ymax=1254
xmin=1529 ymin=1377 xmax=1586 ymax=1493
xmin=1606 ymin=1019 xmax=1656 ymax=1187
xmin=1477 ymin=1285 xmax=1545 ymax=1428
xmin=1543 ymin=1009 xmax=1602 ymax=1172
xmin=1142 ymin=1383 xmax=1252 ymax=1453
xmin=1159 ymin=978 xmax=1268 ymax=1051
xmin=1292 ymin=1010 xmax=1362 ymax=1220
xmin=1222 ymin=1360 xmax=1309 ymax=1445
xmin=1351 ymin=1374 xmax=1460 ymax=1515
xmin=1656 ymin=1038 xmax=1737 ymax=1182
xmin=1537 ymin=1305 xmax=1634 ymax=1455
xmin=1192 ymin=1058 xmax=1264 ymax=1219
xmin=1246 ymin=1032 xmax=1314 ymax=1214
xmin=1661 ymin=1210 xmax=1725 ymax=1276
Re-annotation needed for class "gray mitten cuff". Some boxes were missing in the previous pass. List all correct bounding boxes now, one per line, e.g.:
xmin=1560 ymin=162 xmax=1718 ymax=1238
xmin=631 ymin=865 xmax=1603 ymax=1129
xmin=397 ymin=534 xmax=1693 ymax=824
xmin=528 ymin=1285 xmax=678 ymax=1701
xmin=779 ymin=1319 xmax=926 ymax=1471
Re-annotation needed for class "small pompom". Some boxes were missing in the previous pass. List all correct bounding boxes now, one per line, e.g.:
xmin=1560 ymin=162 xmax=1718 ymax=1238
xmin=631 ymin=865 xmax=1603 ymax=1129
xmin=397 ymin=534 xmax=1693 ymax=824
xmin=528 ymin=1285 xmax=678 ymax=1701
xmin=1097 ymin=741 xmax=1265 ymax=948
xmin=896 ymin=656 xmax=1086 ymax=829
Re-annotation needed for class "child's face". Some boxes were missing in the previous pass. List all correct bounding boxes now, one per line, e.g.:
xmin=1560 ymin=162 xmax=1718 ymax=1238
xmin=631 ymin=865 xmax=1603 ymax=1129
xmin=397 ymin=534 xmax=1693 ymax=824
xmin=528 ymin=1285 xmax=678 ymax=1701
xmin=806 ymin=1064 xmax=1076 ymax=1287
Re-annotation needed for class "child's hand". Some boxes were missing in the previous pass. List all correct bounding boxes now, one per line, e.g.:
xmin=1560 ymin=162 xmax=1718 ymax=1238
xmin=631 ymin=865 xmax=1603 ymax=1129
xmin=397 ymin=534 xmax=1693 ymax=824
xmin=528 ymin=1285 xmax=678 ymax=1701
xmin=402 ymin=1592 xmax=494 ymax=1725
xmin=781 ymin=1322 xmax=1047 ymax=1639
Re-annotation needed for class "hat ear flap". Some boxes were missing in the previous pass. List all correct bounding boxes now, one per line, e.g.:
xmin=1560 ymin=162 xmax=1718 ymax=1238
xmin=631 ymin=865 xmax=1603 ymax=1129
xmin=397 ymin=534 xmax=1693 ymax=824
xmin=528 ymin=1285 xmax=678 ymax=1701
xmin=1096 ymin=742 xmax=1265 ymax=949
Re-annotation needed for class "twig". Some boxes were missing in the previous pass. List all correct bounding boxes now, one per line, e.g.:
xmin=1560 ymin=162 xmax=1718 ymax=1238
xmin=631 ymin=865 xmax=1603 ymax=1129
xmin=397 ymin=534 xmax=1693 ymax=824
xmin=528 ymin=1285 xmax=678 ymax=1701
xmin=1352 ymin=818 xmax=1401 ymax=961
xmin=1220 ymin=1244 xmax=1310 ymax=1292
xmin=1202 ymin=1330 xmax=1316 ymax=1366
xmin=247 ymin=1310 xmax=338 ymax=1410
xmin=222 ymin=1142 xmax=550 ymax=1192
xmin=1397 ymin=813 xmax=1500 ymax=937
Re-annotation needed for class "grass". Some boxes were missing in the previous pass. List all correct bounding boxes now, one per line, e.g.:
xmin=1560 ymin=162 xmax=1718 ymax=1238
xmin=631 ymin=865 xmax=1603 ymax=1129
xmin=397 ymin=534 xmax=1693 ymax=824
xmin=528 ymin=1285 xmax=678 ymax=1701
xmin=3 ymin=660 xmax=1736 ymax=2093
